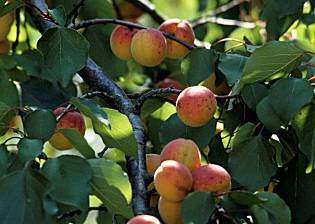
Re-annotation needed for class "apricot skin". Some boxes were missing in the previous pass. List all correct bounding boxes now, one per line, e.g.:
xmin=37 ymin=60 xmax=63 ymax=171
xmin=118 ymin=1 xmax=143 ymax=19
xmin=160 ymin=138 xmax=201 ymax=172
xmin=192 ymin=164 xmax=231 ymax=193
xmin=159 ymin=19 xmax=195 ymax=59
xmin=49 ymin=107 xmax=86 ymax=150
xmin=154 ymin=160 xmax=193 ymax=202
xmin=127 ymin=215 xmax=161 ymax=224
xmin=110 ymin=25 xmax=138 ymax=60
xmin=131 ymin=29 xmax=167 ymax=67
xmin=158 ymin=197 xmax=183 ymax=224
xmin=155 ymin=78 xmax=184 ymax=102
xmin=0 ymin=39 xmax=10 ymax=54
xmin=146 ymin=153 xmax=161 ymax=175
xmin=176 ymin=86 xmax=217 ymax=127
xmin=0 ymin=12 xmax=14 ymax=41
xmin=202 ymin=73 xmax=231 ymax=96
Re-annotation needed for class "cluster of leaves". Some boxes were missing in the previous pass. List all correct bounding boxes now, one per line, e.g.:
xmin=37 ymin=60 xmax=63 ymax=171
xmin=0 ymin=0 xmax=315 ymax=224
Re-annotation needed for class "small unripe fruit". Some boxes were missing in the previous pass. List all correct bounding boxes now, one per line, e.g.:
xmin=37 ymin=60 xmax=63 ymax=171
xmin=154 ymin=160 xmax=193 ymax=202
xmin=202 ymin=73 xmax=231 ymax=95
xmin=131 ymin=29 xmax=167 ymax=67
xmin=49 ymin=107 xmax=86 ymax=150
xmin=127 ymin=215 xmax=161 ymax=224
xmin=159 ymin=19 xmax=194 ymax=59
xmin=176 ymin=86 xmax=217 ymax=127
xmin=160 ymin=138 xmax=201 ymax=172
xmin=155 ymin=78 xmax=184 ymax=102
xmin=192 ymin=164 xmax=231 ymax=193
xmin=0 ymin=39 xmax=10 ymax=54
xmin=110 ymin=25 xmax=138 ymax=60
xmin=158 ymin=197 xmax=183 ymax=224
xmin=0 ymin=12 xmax=14 ymax=41
xmin=146 ymin=153 xmax=161 ymax=175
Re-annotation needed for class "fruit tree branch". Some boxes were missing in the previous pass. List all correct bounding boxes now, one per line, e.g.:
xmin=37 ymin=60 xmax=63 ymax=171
xmin=191 ymin=16 xmax=256 ymax=29
xmin=25 ymin=0 xmax=149 ymax=215
xmin=70 ymin=19 xmax=195 ymax=50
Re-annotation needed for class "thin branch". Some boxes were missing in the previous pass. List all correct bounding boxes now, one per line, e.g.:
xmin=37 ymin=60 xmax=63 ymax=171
xmin=12 ymin=8 xmax=21 ymax=53
xmin=70 ymin=18 xmax=195 ymax=50
xmin=65 ymin=0 xmax=86 ymax=26
xmin=192 ymin=16 xmax=256 ymax=29
xmin=23 ymin=19 xmax=31 ymax=49
xmin=112 ymin=0 xmax=123 ymax=19
xmin=124 ymin=0 xmax=165 ymax=23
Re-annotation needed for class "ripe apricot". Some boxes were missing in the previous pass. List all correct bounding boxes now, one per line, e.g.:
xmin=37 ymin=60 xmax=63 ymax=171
xmin=159 ymin=19 xmax=194 ymax=59
xmin=146 ymin=153 xmax=161 ymax=175
xmin=202 ymin=73 xmax=231 ymax=95
xmin=110 ymin=25 xmax=138 ymax=60
xmin=127 ymin=215 xmax=161 ymax=224
xmin=0 ymin=39 xmax=10 ymax=54
xmin=131 ymin=29 xmax=167 ymax=67
xmin=160 ymin=138 xmax=201 ymax=172
xmin=0 ymin=12 xmax=14 ymax=41
xmin=155 ymin=78 xmax=184 ymax=102
xmin=118 ymin=1 xmax=143 ymax=19
xmin=176 ymin=86 xmax=217 ymax=127
xmin=192 ymin=164 xmax=231 ymax=193
xmin=154 ymin=160 xmax=193 ymax=202
xmin=49 ymin=107 xmax=86 ymax=150
xmin=158 ymin=197 xmax=183 ymax=224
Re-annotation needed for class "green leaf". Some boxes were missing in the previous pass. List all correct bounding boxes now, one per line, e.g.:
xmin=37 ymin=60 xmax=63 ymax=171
xmin=218 ymin=53 xmax=248 ymax=86
xmin=58 ymin=128 xmax=95 ymax=159
xmin=0 ymin=101 xmax=16 ymax=135
xmin=229 ymin=191 xmax=267 ymax=206
xmin=49 ymin=6 xmax=66 ymax=26
xmin=251 ymin=192 xmax=291 ymax=224
xmin=292 ymin=102 xmax=315 ymax=172
xmin=241 ymin=83 xmax=269 ymax=110
xmin=0 ymin=55 xmax=17 ymax=70
xmin=241 ymin=41 xmax=307 ymax=85
xmin=37 ymin=27 xmax=89 ymax=87
xmin=183 ymin=48 xmax=217 ymax=86
xmin=140 ymin=99 xmax=165 ymax=118
xmin=24 ymin=109 xmax=56 ymax=141
xmin=0 ymin=145 xmax=9 ymax=177
xmin=15 ymin=50 xmax=43 ymax=77
xmin=229 ymin=123 xmax=277 ymax=190
xmin=0 ymin=72 xmax=19 ymax=107
xmin=41 ymin=155 xmax=92 ymax=211
xmin=159 ymin=114 xmax=216 ymax=150
xmin=0 ymin=0 xmax=23 ymax=17
xmin=88 ymin=158 xmax=133 ymax=218
xmin=181 ymin=192 xmax=215 ymax=224
xmin=18 ymin=138 xmax=43 ymax=163
xmin=95 ymin=108 xmax=137 ymax=158
xmin=0 ymin=169 xmax=52 ymax=224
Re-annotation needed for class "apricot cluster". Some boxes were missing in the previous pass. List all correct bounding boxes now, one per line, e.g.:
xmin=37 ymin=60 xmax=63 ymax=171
xmin=110 ymin=19 xmax=195 ymax=67
xmin=138 ymin=138 xmax=231 ymax=224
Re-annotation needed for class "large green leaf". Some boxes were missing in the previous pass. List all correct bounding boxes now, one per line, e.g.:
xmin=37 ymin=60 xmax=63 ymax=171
xmin=58 ymin=128 xmax=95 ymax=159
xmin=0 ymin=0 xmax=23 ymax=17
xmin=0 ymin=72 xmax=19 ymax=107
xmin=181 ymin=192 xmax=215 ymax=224
xmin=0 ymin=145 xmax=9 ymax=177
xmin=159 ymin=114 xmax=216 ymax=150
xmin=94 ymin=108 xmax=137 ymax=157
xmin=241 ymin=41 xmax=307 ymax=85
xmin=0 ymin=169 xmax=52 ymax=224
xmin=251 ymin=192 xmax=291 ymax=224
xmin=88 ymin=159 xmax=133 ymax=218
xmin=24 ymin=109 xmax=56 ymax=141
xmin=18 ymin=138 xmax=43 ymax=163
xmin=41 ymin=155 xmax=92 ymax=211
xmin=229 ymin=123 xmax=277 ymax=190
xmin=15 ymin=50 xmax=43 ymax=77
xmin=37 ymin=27 xmax=89 ymax=87
xmin=182 ymin=48 xmax=217 ymax=86
xmin=292 ymin=102 xmax=315 ymax=172
xmin=0 ymin=101 xmax=16 ymax=135
xmin=228 ymin=191 xmax=267 ymax=206
xmin=241 ymin=83 xmax=269 ymax=110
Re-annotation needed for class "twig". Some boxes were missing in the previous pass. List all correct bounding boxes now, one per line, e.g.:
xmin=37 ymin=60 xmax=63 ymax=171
xmin=112 ymin=0 xmax=123 ymax=19
xmin=12 ymin=8 xmax=21 ymax=53
xmin=65 ymin=0 xmax=86 ymax=26
xmin=124 ymin=0 xmax=165 ymax=23
xmin=98 ymin=146 xmax=109 ymax=158
xmin=23 ymin=19 xmax=31 ymax=49
xmin=192 ymin=16 xmax=256 ymax=29
xmin=70 ymin=18 xmax=195 ymax=50
xmin=3 ymin=136 xmax=22 ymax=145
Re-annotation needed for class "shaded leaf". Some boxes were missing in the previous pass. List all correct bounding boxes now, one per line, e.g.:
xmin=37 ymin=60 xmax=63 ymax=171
xmin=18 ymin=138 xmax=43 ymax=163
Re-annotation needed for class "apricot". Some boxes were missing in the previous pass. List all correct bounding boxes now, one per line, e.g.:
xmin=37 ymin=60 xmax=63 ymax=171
xmin=118 ymin=1 xmax=143 ymax=19
xmin=160 ymin=138 xmax=201 ymax=172
xmin=158 ymin=197 xmax=183 ymax=224
xmin=176 ymin=86 xmax=217 ymax=127
xmin=202 ymin=73 xmax=231 ymax=95
xmin=127 ymin=215 xmax=161 ymax=224
xmin=0 ymin=12 xmax=14 ymax=41
xmin=159 ymin=19 xmax=194 ymax=59
xmin=154 ymin=160 xmax=193 ymax=202
xmin=131 ymin=28 xmax=167 ymax=67
xmin=49 ymin=107 xmax=86 ymax=150
xmin=192 ymin=164 xmax=231 ymax=193
xmin=0 ymin=39 xmax=10 ymax=54
xmin=110 ymin=25 xmax=138 ymax=60
xmin=155 ymin=78 xmax=184 ymax=102
xmin=146 ymin=153 xmax=161 ymax=175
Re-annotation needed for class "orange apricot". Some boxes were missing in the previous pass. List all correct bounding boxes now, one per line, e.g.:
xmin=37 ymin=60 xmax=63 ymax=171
xmin=127 ymin=215 xmax=161 ymax=224
xmin=158 ymin=197 xmax=183 ymax=224
xmin=202 ymin=73 xmax=231 ymax=96
xmin=146 ymin=153 xmax=161 ymax=175
xmin=155 ymin=78 xmax=184 ymax=102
